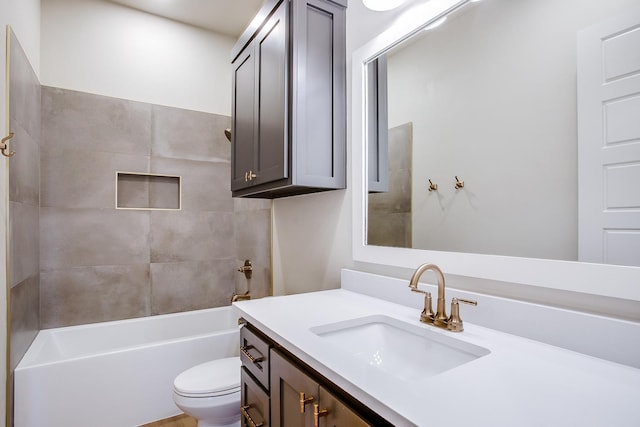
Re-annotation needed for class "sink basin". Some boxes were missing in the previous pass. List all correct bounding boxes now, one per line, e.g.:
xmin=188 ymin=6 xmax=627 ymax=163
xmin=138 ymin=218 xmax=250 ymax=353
xmin=310 ymin=315 xmax=490 ymax=382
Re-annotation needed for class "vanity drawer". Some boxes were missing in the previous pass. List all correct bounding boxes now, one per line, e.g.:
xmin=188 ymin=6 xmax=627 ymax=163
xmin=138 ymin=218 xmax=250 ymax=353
xmin=241 ymin=367 xmax=270 ymax=427
xmin=240 ymin=325 xmax=271 ymax=390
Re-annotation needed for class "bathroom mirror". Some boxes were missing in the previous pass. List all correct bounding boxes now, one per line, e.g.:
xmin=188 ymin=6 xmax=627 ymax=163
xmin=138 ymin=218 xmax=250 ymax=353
xmin=352 ymin=0 xmax=640 ymax=300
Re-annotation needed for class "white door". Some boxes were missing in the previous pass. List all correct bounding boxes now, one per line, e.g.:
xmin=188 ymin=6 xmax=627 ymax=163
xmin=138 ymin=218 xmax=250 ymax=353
xmin=578 ymin=7 xmax=640 ymax=267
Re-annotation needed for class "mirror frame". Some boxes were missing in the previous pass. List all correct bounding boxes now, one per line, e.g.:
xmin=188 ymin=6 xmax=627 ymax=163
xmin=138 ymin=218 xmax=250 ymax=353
xmin=351 ymin=0 xmax=640 ymax=301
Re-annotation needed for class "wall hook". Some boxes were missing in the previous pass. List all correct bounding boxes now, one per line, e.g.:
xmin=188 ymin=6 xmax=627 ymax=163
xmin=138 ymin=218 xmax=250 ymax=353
xmin=1 ymin=132 xmax=15 ymax=157
xmin=454 ymin=176 xmax=464 ymax=189
xmin=428 ymin=179 xmax=438 ymax=192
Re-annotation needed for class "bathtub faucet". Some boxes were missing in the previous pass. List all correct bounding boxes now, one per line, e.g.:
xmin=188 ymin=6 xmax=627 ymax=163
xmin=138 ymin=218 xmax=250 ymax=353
xmin=231 ymin=291 xmax=251 ymax=303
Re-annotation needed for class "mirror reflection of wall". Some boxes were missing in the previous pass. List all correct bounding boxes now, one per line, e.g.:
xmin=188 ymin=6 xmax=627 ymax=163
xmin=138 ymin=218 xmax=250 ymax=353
xmin=366 ymin=0 xmax=640 ymax=265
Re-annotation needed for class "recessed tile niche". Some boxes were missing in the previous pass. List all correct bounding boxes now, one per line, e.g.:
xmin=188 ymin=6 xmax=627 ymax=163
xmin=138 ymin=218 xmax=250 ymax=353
xmin=116 ymin=172 xmax=181 ymax=210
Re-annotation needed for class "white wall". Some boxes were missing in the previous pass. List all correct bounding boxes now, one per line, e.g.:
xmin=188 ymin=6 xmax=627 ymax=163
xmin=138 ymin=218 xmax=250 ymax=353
xmin=40 ymin=0 xmax=235 ymax=116
xmin=1 ymin=0 xmax=41 ymax=420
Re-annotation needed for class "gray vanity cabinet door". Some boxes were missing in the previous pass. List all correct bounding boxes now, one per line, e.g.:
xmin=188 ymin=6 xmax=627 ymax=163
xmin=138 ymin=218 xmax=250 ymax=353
xmin=231 ymin=46 xmax=257 ymax=192
xmin=254 ymin=0 xmax=289 ymax=186
xmin=318 ymin=385 xmax=372 ymax=427
xmin=270 ymin=349 xmax=318 ymax=427
xmin=241 ymin=367 xmax=270 ymax=427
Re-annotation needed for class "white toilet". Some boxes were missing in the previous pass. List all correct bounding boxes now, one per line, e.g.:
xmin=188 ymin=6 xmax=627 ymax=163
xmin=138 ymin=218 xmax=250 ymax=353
xmin=173 ymin=357 xmax=242 ymax=427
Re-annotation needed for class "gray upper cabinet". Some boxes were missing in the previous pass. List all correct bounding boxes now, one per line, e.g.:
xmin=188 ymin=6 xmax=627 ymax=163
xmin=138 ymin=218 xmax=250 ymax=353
xmin=230 ymin=0 xmax=347 ymax=198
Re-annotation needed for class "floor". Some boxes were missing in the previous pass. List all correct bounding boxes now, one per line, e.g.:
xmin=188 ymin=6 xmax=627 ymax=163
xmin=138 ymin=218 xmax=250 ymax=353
xmin=139 ymin=414 xmax=197 ymax=427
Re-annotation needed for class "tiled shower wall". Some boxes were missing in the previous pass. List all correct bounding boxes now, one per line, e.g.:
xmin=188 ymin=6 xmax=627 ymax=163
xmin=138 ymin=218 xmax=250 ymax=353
xmin=40 ymin=87 xmax=271 ymax=328
xmin=368 ymin=123 xmax=412 ymax=248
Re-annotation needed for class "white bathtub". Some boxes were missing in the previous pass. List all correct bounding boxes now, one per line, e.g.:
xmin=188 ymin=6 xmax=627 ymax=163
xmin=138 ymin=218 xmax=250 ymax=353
xmin=15 ymin=306 xmax=241 ymax=427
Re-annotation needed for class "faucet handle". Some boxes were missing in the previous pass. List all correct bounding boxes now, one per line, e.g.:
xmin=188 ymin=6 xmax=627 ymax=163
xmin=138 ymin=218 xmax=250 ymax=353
xmin=447 ymin=298 xmax=477 ymax=332
xmin=420 ymin=292 xmax=435 ymax=324
xmin=411 ymin=289 xmax=435 ymax=324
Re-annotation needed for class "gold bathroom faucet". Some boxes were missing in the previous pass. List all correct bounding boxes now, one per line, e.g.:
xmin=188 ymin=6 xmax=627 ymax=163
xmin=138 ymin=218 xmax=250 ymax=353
xmin=408 ymin=263 xmax=477 ymax=332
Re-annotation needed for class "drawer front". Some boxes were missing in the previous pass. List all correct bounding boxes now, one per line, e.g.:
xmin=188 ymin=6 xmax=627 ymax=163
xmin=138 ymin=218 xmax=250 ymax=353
xmin=241 ymin=367 xmax=270 ymax=427
xmin=240 ymin=325 xmax=271 ymax=390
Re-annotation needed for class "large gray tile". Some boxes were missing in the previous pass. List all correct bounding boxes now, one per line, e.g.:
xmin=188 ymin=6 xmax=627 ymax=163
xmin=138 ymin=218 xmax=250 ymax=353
xmin=234 ymin=207 xmax=272 ymax=299
xmin=40 ymin=265 xmax=151 ymax=328
xmin=150 ymin=260 xmax=235 ymax=315
xmin=366 ymin=211 xmax=411 ymax=248
xmin=42 ymin=86 xmax=152 ymax=155
xmin=10 ymin=274 xmax=39 ymax=370
xmin=9 ymin=29 xmax=41 ymax=141
xmin=40 ymin=207 xmax=150 ymax=269
xmin=368 ymin=168 xmax=411 ymax=213
xmin=40 ymin=146 xmax=150 ymax=209
xmin=388 ymin=122 xmax=412 ymax=172
xmin=234 ymin=208 xmax=271 ymax=268
xmin=151 ymin=157 xmax=233 ymax=212
xmin=9 ymin=202 xmax=39 ymax=288
xmin=234 ymin=198 xmax=272 ymax=212
xmin=147 ymin=175 xmax=181 ymax=209
xmin=152 ymin=105 xmax=231 ymax=162
xmin=150 ymin=211 xmax=235 ymax=263
xmin=8 ymin=121 xmax=39 ymax=206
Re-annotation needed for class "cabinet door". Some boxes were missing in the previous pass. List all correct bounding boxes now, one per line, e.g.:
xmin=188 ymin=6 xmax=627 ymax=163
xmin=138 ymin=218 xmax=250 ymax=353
xmin=290 ymin=0 xmax=346 ymax=188
xmin=254 ymin=0 xmax=288 ymax=185
xmin=317 ymin=386 xmax=372 ymax=427
xmin=367 ymin=55 xmax=389 ymax=193
xmin=270 ymin=349 xmax=318 ymax=427
xmin=231 ymin=45 xmax=258 ymax=191
xmin=241 ymin=367 xmax=270 ymax=427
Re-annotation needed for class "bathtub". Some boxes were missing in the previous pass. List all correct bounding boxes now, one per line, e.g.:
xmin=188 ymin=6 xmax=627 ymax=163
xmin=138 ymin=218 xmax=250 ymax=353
xmin=14 ymin=306 xmax=241 ymax=427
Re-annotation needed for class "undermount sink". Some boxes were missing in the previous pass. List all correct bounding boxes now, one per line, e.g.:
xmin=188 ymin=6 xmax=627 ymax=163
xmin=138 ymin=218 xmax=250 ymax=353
xmin=310 ymin=315 xmax=490 ymax=382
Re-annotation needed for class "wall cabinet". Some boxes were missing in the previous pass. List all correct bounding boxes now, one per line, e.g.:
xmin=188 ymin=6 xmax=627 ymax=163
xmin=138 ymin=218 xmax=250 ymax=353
xmin=230 ymin=0 xmax=347 ymax=198
xmin=239 ymin=322 xmax=392 ymax=427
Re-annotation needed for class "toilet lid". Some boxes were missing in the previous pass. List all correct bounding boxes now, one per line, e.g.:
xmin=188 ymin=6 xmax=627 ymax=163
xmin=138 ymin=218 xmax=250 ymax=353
xmin=174 ymin=357 xmax=241 ymax=397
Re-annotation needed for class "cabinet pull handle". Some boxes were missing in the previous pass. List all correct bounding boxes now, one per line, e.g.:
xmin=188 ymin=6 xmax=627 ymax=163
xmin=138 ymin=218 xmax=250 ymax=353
xmin=241 ymin=405 xmax=264 ymax=427
xmin=313 ymin=403 xmax=329 ymax=427
xmin=244 ymin=171 xmax=258 ymax=182
xmin=299 ymin=391 xmax=315 ymax=413
xmin=240 ymin=345 xmax=264 ymax=364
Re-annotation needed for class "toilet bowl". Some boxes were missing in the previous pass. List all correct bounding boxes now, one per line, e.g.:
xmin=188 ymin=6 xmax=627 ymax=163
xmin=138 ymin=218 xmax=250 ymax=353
xmin=173 ymin=357 xmax=241 ymax=427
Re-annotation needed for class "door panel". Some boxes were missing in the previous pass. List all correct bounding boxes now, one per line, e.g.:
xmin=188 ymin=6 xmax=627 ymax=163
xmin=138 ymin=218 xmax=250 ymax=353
xmin=256 ymin=0 xmax=288 ymax=185
xmin=270 ymin=349 xmax=318 ymax=427
xmin=318 ymin=386 xmax=371 ymax=427
xmin=232 ymin=47 xmax=257 ymax=191
xmin=577 ymin=6 xmax=640 ymax=266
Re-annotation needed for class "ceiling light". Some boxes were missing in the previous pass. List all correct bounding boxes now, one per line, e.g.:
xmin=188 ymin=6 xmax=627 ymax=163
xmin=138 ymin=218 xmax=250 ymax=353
xmin=362 ymin=0 xmax=407 ymax=12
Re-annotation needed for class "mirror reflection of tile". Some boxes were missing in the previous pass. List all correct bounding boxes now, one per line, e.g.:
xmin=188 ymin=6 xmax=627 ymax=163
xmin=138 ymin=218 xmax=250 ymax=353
xmin=368 ymin=122 xmax=412 ymax=248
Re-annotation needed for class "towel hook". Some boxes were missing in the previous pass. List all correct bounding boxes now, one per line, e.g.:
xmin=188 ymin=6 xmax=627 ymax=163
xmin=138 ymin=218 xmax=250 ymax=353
xmin=454 ymin=176 xmax=464 ymax=189
xmin=428 ymin=179 xmax=438 ymax=192
xmin=1 ymin=132 xmax=15 ymax=157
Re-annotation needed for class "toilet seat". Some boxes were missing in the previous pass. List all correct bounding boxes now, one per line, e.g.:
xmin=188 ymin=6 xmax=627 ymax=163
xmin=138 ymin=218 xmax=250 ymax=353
xmin=174 ymin=357 xmax=241 ymax=398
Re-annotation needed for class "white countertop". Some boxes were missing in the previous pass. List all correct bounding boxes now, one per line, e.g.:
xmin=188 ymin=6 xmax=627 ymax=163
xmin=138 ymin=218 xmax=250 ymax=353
xmin=234 ymin=289 xmax=640 ymax=426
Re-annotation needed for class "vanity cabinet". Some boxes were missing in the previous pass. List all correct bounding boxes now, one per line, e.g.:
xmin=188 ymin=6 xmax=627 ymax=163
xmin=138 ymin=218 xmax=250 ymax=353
xmin=230 ymin=0 xmax=347 ymax=199
xmin=239 ymin=322 xmax=392 ymax=427
xmin=271 ymin=349 xmax=371 ymax=426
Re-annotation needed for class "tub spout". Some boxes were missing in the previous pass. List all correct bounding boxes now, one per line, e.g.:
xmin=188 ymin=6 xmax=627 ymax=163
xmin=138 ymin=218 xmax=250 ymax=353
xmin=231 ymin=291 xmax=251 ymax=303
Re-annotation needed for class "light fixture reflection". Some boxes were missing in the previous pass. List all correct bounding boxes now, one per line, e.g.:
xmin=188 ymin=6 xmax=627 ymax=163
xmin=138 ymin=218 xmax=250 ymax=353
xmin=423 ymin=16 xmax=447 ymax=30
xmin=362 ymin=0 xmax=407 ymax=12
